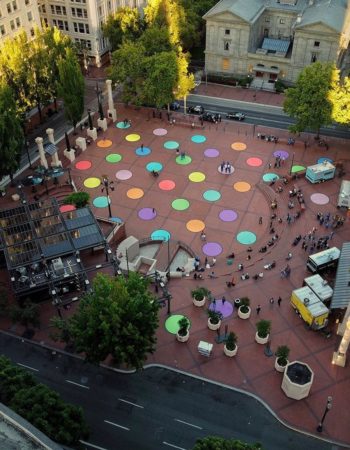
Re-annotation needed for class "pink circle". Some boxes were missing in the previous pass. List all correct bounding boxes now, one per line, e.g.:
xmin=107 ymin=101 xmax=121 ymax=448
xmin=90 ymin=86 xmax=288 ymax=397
xmin=310 ymin=193 xmax=329 ymax=205
xmin=75 ymin=160 xmax=92 ymax=170
xmin=159 ymin=180 xmax=175 ymax=191
xmin=247 ymin=157 xmax=263 ymax=167
xmin=153 ymin=128 xmax=168 ymax=136
xmin=116 ymin=170 xmax=132 ymax=180
xmin=60 ymin=204 xmax=76 ymax=213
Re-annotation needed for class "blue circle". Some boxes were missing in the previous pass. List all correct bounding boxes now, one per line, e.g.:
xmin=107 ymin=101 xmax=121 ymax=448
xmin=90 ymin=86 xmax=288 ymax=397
xmin=116 ymin=121 xmax=131 ymax=129
xmin=111 ymin=217 xmax=123 ymax=223
xmin=236 ymin=231 xmax=257 ymax=245
xmin=164 ymin=141 xmax=179 ymax=150
xmin=146 ymin=162 xmax=163 ymax=172
xmin=136 ymin=147 xmax=151 ymax=156
xmin=203 ymin=190 xmax=221 ymax=202
xmin=151 ymin=229 xmax=171 ymax=242
xmin=317 ymin=157 xmax=333 ymax=164
xmin=93 ymin=196 xmax=109 ymax=208
xmin=263 ymin=173 xmax=279 ymax=182
xmin=191 ymin=135 xmax=207 ymax=144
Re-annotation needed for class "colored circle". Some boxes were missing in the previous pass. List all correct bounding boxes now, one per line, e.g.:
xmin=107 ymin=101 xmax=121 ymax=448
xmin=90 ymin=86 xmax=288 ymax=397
xmin=202 ymin=242 xmax=223 ymax=257
xmin=116 ymin=121 xmax=130 ymax=129
xmin=318 ymin=157 xmax=333 ymax=164
xmin=204 ymin=148 xmax=219 ymax=158
xmin=111 ymin=217 xmax=123 ymax=223
xmin=209 ymin=299 xmax=233 ymax=319
xmin=236 ymin=231 xmax=257 ymax=245
xmin=191 ymin=135 xmax=207 ymax=144
xmin=165 ymin=314 xmax=190 ymax=334
xmin=93 ymin=196 xmax=109 ymax=208
xmin=136 ymin=146 xmax=151 ymax=156
xmin=126 ymin=134 xmax=140 ymax=142
xmin=203 ymin=190 xmax=221 ymax=202
xmin=153 ymin=128 xmax=168 ymax=136
xmin=263 ymin=173 xmax=279 ymax=182
xmin=127 ymin=188 xmax=144 ymax=199
xmin=176 ymin=155 xmax=192 ymax=165
xmin=189 ymin=172 xmax=206 ymax=183
xmin=75 ymin=160 xmax=92 ymax=170
xmin=234 ymin=181 xmax=251 ymax=192
xmin=310 ymin=193 xmax=330 ymax=205
xmin=97 ymin=139 xmax=112 ymax=148
xmin=172 ymin=199 xmax=190 ymax=211
xmin=151 ymin=229 xmax=171 ymax=242
xmin=60 ymin=204 xmax=76 ymax=213
xmin=231 ymin=142 xmax=247 ymax=151
xmin=138 ymin=208 xmax=156 ymax=220
xmin=84 ymin=177 xmax=101 ymax=188
xmin=247 ymin=157 xmax=263 ymax=167
xmin=273 ymin=150 xmax=289 ymax=159
xmin=106 ymin=153 xmax=122 ymax=163
xmin=164 ymin=140 xmax=179 ymax=150
xmin=219 ymin=209 xmax=238 ymax=222
xmin=146 ymin=162 xmax=163 ymax=172
xmin=159 ymin=180 xmax=176 ymax=191
xmin=116 ymin=170 xmax=132 ymax=180
xmin=291 ymin=165 xmax=306 ymax=173
xmin=186 ymin=220 xmax=205 ymax=232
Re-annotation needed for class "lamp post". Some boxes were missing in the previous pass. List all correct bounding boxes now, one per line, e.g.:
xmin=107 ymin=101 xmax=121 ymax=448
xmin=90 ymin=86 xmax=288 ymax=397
xmin=289 ymin=152 xmax=295 ymax=175
xmin=101 ymin=174 xmax=114 ymax=218
xmin=317 ymin=396 xmax=333 ymax=432
xmin=95 ymin=81 xmax=104 ymax=120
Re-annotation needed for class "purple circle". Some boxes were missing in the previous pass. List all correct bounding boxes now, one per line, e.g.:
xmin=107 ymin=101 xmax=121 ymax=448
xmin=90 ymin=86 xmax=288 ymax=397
xmin=273 ymin=150 xmax=289 ymax=159
xmin=209 ymin=299 xmax=234 ymax=319
xmin=202 ymin=242 xmax=223 ymax=257
xmin=116 ymin=169 xmax=132 ymax=180
xmin=219 ymin=209 xmax=238 ymax=222
xmin=204 ymin=148 xmax=220 ymax=158
xmin=138 ymin=207 xmax=156 ymax=220
xmin=153 ymin=128 xmax=168 ymax=136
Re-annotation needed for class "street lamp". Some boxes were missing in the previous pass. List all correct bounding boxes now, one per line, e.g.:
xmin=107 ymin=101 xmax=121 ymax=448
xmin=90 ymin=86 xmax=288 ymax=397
xmin=101 ymin=174 xmax=114 ymax=218
xmin=317 ymin=396 xmax=333 ymax=432
xmin=289 ymin=152 xmax=295 ymax=176
xmin=24 ymin=140 xmax=32 ymax=168
xmin=95 ymin=81 xmax=104 ymax=120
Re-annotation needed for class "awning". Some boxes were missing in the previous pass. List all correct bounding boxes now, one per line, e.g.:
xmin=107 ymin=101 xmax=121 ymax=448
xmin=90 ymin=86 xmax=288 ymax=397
xmin=253 ymin=66 xmax=280 ymax=74
xmin=330 ymin=242 xmax=350 ymax=309
xmin=262 ymin=38 xmax=290 ymax=53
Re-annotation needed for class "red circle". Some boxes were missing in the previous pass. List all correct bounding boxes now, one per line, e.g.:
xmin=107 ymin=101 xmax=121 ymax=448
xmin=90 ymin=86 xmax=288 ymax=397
xmin=159 ymin=179 xmax=175 ymax=191
xmin=75 ymin=160 xmax=92 ymax=170
xmin=246 ymin=157 xmax=263 ymax=167
xmin=59 ymin=204 xmax=76 ymax=213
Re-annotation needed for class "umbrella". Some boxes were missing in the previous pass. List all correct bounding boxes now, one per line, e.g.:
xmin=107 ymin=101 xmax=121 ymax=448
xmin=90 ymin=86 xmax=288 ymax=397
xmin=65 ymin=132 xmax=71 ymax=151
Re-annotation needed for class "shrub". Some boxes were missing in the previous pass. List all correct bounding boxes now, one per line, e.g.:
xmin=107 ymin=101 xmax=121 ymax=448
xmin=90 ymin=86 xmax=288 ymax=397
xmin=275 ymin=345 xmax=290 ymax=366
xmin=63 ymin=191 xmax=90 ymax=208
xmin=225 ymin=332 xmax=237 ymax=351
xmin=239 ymin=297 xmax=250 ymax=313
xmin=207 ymin=309 xmax=223 ymax=324
xmin=256 ymin=319 xmax=271 ymax=338
xmin=275 ymin=79 xmax=287 ymax=93
xmin=191 ymin=287 xmax=210 ymax=301
xmin=177 ymin=317 xmax=190 ymax=336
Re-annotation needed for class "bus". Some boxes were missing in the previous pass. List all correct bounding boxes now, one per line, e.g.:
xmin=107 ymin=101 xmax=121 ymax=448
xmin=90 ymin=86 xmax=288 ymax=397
xmin=306 ymin=247 xmax=340 ymax=273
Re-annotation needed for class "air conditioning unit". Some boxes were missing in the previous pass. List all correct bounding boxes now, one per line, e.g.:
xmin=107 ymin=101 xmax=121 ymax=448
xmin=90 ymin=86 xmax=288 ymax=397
xmin=52 ymin=257 xmax=64 ymax=276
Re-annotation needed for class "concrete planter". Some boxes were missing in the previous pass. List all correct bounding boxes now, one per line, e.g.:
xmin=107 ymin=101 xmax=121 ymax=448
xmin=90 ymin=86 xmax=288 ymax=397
xmin=255 ymin=332 xmax=269 ymax=344
xmin=192 ymin=295 xmax=206 ymax=307
xmin=208 ymin=318 xmax=221 ymax=331
xmin=224 ymin=344 xmax=238 ymax=357
xmin=176 ymin=330 xmax=189 ymax=342
xmin=275 ymin=358 xmax=289 ymax=372
xmin=238 ymin=306 xmax=251 ymax=319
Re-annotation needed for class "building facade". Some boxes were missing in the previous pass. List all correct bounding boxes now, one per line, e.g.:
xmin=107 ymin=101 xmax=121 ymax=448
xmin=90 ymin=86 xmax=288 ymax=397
xmin=203 ymin=0 xmax=350 ymax=85
xmin=0 ymin=0 xmax=41 ymax=39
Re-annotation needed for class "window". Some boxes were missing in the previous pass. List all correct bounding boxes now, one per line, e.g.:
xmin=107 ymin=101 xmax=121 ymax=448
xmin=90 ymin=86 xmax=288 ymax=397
xmin=42 ymin=17 xmax=48 ymax=27
xmin=225 ymin=29 xmax=230 ymax=35
xmin=98 ymin=6 xmax=102 ymax=15
xmin=311 ymin=52 xmax=318 ymax=63
xmin=0 ymin=8 xmax=2 ymax=18
xmin=222 ymin=58 xmax=229 ymax=70
xmin=264 ymin=28 xmax=269 ymax=37
xmin=30 ymin=27 xmax=34 ymax=36
xmin=280 ymin=18 xmax=285 ymax=24
xmin=224 ymin=41 xmax=230 ymax=51
xmin=10 ymin=20 xmax=15 ymax=30
xmin=71 ymin=7 xmax=88 ymax=18
xmin=7 ymin=3 xmax=11 ymax=14
xmin=25 ymin=0 xmax=30 ymax=5
xmin=15 ymin=17 xmax=20 ymax=27
xmin=53 ymin=19 xmax=69 ymax=31
xmin=0 ymin=25 xmax=5 ymax=36
xmin=27 ymin=11 xmax=32 ymax=21
xmin=12 ymin=1 xmax=17 ymax=11
xmin=76 ymin=38 xmax=92 ymax=50
xmin=265 ymin=16 xmax=270 ymax=22
xmin=74 ymin=22 xmax=89 ymax=34
xmin=314 ymin=41 xmax=320 ymax=47
xmin=41 ymin=4 xmax=46 ymax=13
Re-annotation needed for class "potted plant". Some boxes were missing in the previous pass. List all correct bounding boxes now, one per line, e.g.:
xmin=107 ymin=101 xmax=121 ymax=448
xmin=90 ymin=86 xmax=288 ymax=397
xmin=238 ymin=297 xmax=251 ymax=319
xmin=207 ymin=309 xmax=223 ymax=331
xmin=275 ymin=345 xmax=290 ymax=372
xmin=191 ymin=287 xmax=210 ymax=307
xmin=224 ymin=332 xmax=238 ymax=357
xmin=255 ymin=319 xmax=271 ymax=344
xmin=176 ymin=317 xmax=190 ymax=342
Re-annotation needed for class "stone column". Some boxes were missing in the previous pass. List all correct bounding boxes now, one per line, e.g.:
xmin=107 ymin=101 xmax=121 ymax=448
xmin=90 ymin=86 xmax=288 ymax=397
xmin=35 ymin=137 xmax=48 ymax=169
xmin=332 ymin=317 xmax=350 ymax=367
xmin=46 ymin=128 xmax=62 ymax=167
xmin=106 ymin=79 xmax=117 ymax=122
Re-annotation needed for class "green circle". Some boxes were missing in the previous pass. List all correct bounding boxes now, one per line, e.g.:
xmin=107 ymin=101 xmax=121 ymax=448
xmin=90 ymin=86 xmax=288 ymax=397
xmin=263 ymin=173 xmax=279 ymax=182
xmin=106 ymin=153 xmax=122 ymax=163
xmin=291 ymin=165 xmax=306 ymax=173
xmin=203 ymin=190 xmax=221 ymax=202
xmin=164 ymin=141 xmax=179 ymax=150
xmin=176 ymin=155 xmax=192 ymax=165
xmin=172 ymin=198 xmax=190 ymax=210
xmin=165 ymin=314 xmax=191 ymax=334
xmin=236 ymin=231 xmax=257 ymax=245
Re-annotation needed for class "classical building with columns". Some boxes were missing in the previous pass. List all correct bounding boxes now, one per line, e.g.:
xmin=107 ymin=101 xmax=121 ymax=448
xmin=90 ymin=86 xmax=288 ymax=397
xmin=203 ymin=0 xmax=350 ymax=86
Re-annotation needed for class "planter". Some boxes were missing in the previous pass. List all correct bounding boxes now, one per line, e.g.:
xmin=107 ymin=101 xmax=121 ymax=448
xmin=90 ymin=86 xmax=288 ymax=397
xmin=255 ymin=332 xmax=269 ymax=344
xmin=238 ymin=306 xmax=251 ymax=319
xmin=192 ymin=295 xmax=206 ymax=307
xmin=234 ymin=298 xmax=241 ymax=308
xmin=176 ymin=330 xmax=189 ymax=342
xmin=208 ymin=318 xmax=221 ymax=331
xmin=275 ymin=358 xmax=289 ymax=372
xmin=224 ymin=344 xmax=238 ymax=357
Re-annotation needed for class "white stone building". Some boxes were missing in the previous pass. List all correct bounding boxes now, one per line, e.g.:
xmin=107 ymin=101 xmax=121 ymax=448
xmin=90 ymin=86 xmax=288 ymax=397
xmin=0 ymin=0 xmax=41 ymax=39
xmin=203 ymin=0 xmax=350 ymax=86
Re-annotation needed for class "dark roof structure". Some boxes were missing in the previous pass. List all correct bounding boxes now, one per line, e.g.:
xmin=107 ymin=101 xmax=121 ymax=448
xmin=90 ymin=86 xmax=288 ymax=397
xmin=331 ymin=242 xmax=350 ymax=309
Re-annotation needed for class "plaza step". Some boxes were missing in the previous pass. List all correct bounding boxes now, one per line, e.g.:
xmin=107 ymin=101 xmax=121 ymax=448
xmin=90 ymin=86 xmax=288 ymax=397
xmin=155 ymin=240 xmax=179 ymax=272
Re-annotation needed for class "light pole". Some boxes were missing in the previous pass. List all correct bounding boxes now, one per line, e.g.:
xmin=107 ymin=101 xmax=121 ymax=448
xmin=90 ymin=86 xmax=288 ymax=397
xmin=289 ymin=152 xmax=295 ymax=176
xmin=101 ymin=174 xmax=114 ymax=218
xmin=95 ymin=81 xmax=104 ymax=120
xmin=317 ymin=396 xmax=332 ymax=432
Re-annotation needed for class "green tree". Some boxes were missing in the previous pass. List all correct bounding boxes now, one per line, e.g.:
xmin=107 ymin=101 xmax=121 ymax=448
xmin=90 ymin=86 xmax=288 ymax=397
xmin=103 ymin=7 xmax=143 ymax=51
xmin=329 ymin=71 xmax=350 ymax=126
xmin=63 ymin=191 xmax=90 ymax=208
xmin=57 ymin=47 xmax=85 ymax=132
xmin=0 ymin=356 xmax=36 ymax=404
xmin=193 ymin=436 xmax=264 ymax=450
xmin=283 ymin=62 xmax=334 ymax=137
xmin=139 ymin=26 xmax=174 ymax=56
xmin=9 ymin=299 xmax=40 ymax=331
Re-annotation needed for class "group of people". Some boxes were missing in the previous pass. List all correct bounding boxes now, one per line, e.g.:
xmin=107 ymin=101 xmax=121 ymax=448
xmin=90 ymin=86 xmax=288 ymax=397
xmin=317 ymin=212 xmax=345 ymax=229
xmin=257 ymin=133 xmax=278 ymax=143
xmin=219 ymin=161 xmax=233 ymax=174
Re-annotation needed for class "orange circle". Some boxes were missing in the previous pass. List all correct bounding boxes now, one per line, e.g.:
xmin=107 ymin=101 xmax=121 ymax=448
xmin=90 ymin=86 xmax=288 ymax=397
xmin=234 ymin=181 xmax=251 ymax=192
xmin=231 ymin=142 xmax=247 ymax=151
xmin=127 ymin=188 xmax=144 ymax=199
xmin=186 ymin=219 xmax=205 ymax=232
xmin=97 ymin=139 xmax=113 ymax=148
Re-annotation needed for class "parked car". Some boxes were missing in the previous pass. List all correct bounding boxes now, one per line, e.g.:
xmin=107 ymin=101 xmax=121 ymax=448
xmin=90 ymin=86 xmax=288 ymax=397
xmin=226 ymin=112 xmax=245 ymax=121
xmin=201 ymin=112 xmax=217 ymax=123
xmin=188 ymin=105 xmax=204 ymax=114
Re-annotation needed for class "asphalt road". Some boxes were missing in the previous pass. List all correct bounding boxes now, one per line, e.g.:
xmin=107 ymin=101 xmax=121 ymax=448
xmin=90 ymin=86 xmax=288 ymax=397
xmin=0 ymin=332 xmax=340 ymax=450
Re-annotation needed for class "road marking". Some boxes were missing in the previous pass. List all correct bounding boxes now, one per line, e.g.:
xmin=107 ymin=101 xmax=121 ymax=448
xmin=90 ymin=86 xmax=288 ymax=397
xmin=174 ymin=418 xmax=202 ymax=430
xmin=104 ymin=420 xmax=130 ymax=431
xmin=65 ymin=379 xmax=90 ymax=389
xmin=163 ymin=442 xmax=186 ymax=450
xmin=118 ymin=398 xmax=144 ymax=409
xmin=79 ymin=440 xmax=109 ymax=450
xmin=17 ymin=363 xmax=39 ymax=372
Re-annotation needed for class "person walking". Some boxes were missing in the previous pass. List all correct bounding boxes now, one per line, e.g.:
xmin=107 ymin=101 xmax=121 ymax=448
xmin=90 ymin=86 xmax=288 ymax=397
xmin=269 ymin=297 xmax=274 ymax=305
xmin=277 ymin=296 xmax=282 ymax=306
xmin=259 ymin=216 xmax=263 ymax=225
xmin=256 ymin=305 xmax=261 ymax=315
xmin=141 ymin=143 xmax=144 ymax=152
xmin=222 ymin=296 xmax=226 ymax=305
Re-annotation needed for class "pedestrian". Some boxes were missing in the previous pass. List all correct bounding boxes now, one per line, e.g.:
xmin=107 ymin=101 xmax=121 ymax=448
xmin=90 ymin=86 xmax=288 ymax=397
xmin=211 ymin=257 xmax=217 ymax=266
xmin=231 ymin=276 xmax=235 ymax=286
xmin=256 ymin=305 xmax=261 ymax=315
xmin=329 ymin=231 xmax=334 ymax=240
xmin=246 ymin=254 xmax=251 ymax=260
xmin=277 ymin=296 xmax=282 ymax=307
xmin=269 ymin=297 xmax=274 ymax=305
xmin=176 ymin=148 xmax=180 ymax=157
xmin=212 ymin=298 xmax=216 ymax=307
xmin=200 ymin=231 xmax=206 ymax=241
xmin=152 ymin=208 xmax=156 ymax=214
xmin=209 ymin=271 xmax=216 ymax=279
xmin=221 ymin=161 xmax=225 ymax=172
xmin=204 ymin=257 xmax=208 ymax=267
xmin=268 ymin=163 xmax=272 ymax=169
xmin=259 ymin=216 xmax=263 ymax=225
xmin=222 ymin=296 xmax=226 ymax=305
xmin=141 ymin=143 xmax=144 ymax=152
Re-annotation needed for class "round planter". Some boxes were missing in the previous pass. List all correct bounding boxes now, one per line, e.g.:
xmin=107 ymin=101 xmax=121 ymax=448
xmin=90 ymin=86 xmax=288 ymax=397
xmin=224 ymin=344 xmax=238 ymax=357
xmin=255 ymin=332 xmax=269 ymax=344
xmin=176 ymin=330 xmax=189 ymax=342
xmin=238 ymin=306 xmax=251 ymax=319
xmin=234 ymin=298 xmax=241 ymax=308
xmin=192 ymin=295 xmax=206 ymax=307
xmin=208 ymin=318 xmax=221 ymax=331
xmin=275 ymin=358 xmax=289 ymax=372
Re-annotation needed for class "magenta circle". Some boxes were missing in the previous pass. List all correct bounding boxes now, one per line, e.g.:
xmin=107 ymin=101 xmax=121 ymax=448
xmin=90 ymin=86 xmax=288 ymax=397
xmin=202 ymin=242 xmax=223 ymax=256
xmin=116 ymin=170 xmax=132 ymax=180
xmin=219 ymin=209 xmax=238 ymax=222
xmin=209 ymin=299 xmax=234 ymax=318
xmin=204 ymin=148 xmax=219 ymax=158
xmin=138 ymin=207 xmax=156 ymax=220
xmin=273 ymin=150 xmax=289 ymax=159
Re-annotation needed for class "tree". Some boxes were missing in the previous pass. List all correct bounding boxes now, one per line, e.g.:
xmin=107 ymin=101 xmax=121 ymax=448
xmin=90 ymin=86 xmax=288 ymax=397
xmin=193 ymin=436 xmax=264 ymax=450
xmin=329 ymin=71 xmax=350 ymax=126
xmin=283 ymin=62 xmax=334 ymax=137
xmin=57 ymin=47 xmax=85 ymax=132
xmin=103 ymin=7 xmax=143 ymax=51
xmin=9 ymin=299 xmax=40 ymax=331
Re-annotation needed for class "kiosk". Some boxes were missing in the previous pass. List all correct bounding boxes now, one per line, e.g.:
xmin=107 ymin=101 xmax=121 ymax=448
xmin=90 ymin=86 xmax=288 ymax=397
xmin=305 ymin=161 xmax=335 ymax=184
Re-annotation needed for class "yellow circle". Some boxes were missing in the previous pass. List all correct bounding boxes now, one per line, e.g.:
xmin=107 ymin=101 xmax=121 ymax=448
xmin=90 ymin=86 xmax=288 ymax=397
xmin=188 ymin=172 xmax=206 ymax=182
xmin=127 ymin=188 xmax=144 ymax=199
xmin=84 ymin=177 xmax=101 ymax=188
xmin=97 ymin=139 xmax=113 ymax=148
xmin=231 ymin=142 xmax=247 ymax=151
xmin=186 ymin=219 xmax=205 ymax=232
xmin=234 ymin=181 xmax=251 ymax=192
xmin=126 ymin=134 xmax=141 ymax=142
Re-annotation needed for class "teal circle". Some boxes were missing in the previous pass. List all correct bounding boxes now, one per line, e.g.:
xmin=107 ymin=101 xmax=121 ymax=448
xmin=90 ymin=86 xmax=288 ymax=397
xmin=136 ymin=147 xmax=151 ymax=156
xmin=191 ymin=135 xmax=207 ymax=144
xmin=263 ymin=173 xmax=280 ymax=182
xmin=172 ymin=198 xmax=190 ymax=210
xmin=116 ymin=121 xmax=130 ymax=129
xmin=203 ymin=190 xmax=221 ymax=202
xmin=151 ymin=229 xmax=171 ymax=242
xmin=164 ymin=141 xmax=179 ymax=150
xmin=165 ymin=314 xmax=191 ymax=334
xmin=176 ymin=155 xmax=192 ymax=165
xmin=93 ymin=196 xmax=109 ymax=208
xmin=106 ymin=153 xmax=122 ymax=163
xmin=146 ymin=162 xmax=163 ymax=172
xmin=236 ymin=231 xmax=257 ymax=245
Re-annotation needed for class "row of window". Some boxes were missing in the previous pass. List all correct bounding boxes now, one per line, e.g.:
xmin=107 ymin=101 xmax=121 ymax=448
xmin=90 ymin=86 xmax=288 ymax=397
xmin=49 ymin=5 xmax=88 ymax=18
xmin=50 ymin=19 xmax=90 ymax=34
xmin=0 ymin=1 xmax=30 ymax=19
xmin=0 ymin=11 xmax=33 ymax=35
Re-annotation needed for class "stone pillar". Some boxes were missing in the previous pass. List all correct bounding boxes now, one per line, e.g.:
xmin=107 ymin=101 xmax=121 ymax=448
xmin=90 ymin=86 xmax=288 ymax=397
xmin=106 ymin=79 xmax=117 ymax=122
xmin=76 ymin=137 xmax=87 ymax=152
xmin=35 ymin=137 xmax=48 ymax=169
xmin=64 ymin=148 xmax=76 ymax=162
xmin=97 ymin=117 xmax=108 ymax=131
xmin=46 ymin=128 xmax=62 ymax=167
xmin=332 ymin=317 xmax=350 ymax=367
xmin=87 ymin=127 xmax=97 ymax=141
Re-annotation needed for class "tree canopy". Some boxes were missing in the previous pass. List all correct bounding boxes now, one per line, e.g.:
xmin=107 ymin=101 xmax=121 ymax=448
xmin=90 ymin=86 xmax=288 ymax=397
xmin=103 ymin=7 xmax=143 ymax=51
xmin=193 ymin=436 xmax=264 ymax=450
xmin=329 ymin=71 xmax=350 ymax=126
